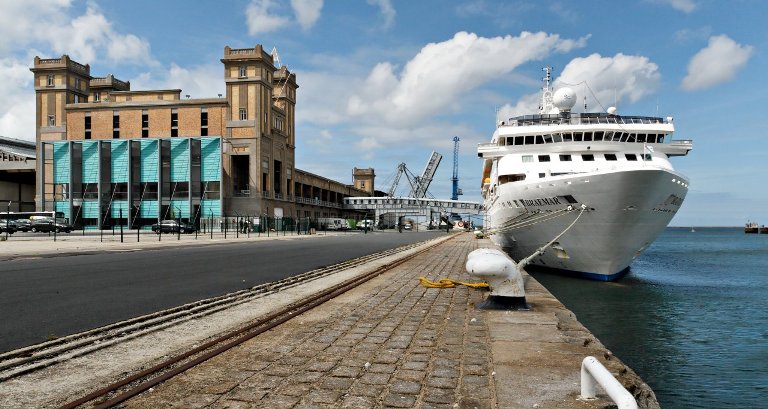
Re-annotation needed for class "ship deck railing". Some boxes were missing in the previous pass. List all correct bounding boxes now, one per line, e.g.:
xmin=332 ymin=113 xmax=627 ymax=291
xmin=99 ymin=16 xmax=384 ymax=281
xmin=502 ymin=113 xmax=669 ymax=127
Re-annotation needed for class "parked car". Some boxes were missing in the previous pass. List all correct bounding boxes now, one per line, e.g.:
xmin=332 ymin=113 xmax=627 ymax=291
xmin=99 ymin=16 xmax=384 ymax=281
xmin=0 ymin=219 xmax=18 ymax=234
xmin=151 ymin=220 xmax=197 ymax=234
xmin=13 ymin=219 xmax=32 ymax=232
xmin=30 ymin=218 xmax=73 ymax=233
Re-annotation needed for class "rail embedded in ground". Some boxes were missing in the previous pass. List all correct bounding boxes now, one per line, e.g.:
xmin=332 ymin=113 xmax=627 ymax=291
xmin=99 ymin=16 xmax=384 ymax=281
xmin=37 ymin=235 xmax=454 ymax=408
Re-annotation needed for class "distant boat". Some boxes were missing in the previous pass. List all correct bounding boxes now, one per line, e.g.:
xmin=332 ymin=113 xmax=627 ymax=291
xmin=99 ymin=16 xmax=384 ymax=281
xmin=745 ymin=222 xmax=759 ymax=234
xmin=691 ymin=227 xmax=696 ymax=233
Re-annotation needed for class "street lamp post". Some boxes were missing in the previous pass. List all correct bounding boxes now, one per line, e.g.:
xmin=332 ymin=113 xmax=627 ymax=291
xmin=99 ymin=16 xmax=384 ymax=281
xmin=175 ymin=206 xmax=181 ymax=240
xmin=5 ymin=201 xmax=10 ymax=241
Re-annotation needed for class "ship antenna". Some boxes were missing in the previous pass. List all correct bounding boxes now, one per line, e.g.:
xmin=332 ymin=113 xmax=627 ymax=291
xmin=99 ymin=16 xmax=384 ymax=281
xmin=541 ymin=66 xmax=554 ymax=114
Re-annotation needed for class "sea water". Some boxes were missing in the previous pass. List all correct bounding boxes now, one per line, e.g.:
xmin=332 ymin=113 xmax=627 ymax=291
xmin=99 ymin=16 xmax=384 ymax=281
xmin=530 ymin=227 xmax=768 ymax=408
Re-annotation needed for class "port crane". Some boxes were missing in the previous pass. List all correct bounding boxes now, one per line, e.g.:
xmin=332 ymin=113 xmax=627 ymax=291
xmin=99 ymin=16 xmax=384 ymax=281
xmin=386 ymin=151 xmax=443 ymax=198
xmin=451 ymin=136 xmax=462 ymax=200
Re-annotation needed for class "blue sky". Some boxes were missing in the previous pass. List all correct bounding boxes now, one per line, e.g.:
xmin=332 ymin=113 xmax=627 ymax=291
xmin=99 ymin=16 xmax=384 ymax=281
xmin=0 ymin=0 xmax=764 ymax=226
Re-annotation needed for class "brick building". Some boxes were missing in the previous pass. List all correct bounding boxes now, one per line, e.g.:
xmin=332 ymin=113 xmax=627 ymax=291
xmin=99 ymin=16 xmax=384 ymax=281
xmin=30 ymin=45 xmax=372 ymax=229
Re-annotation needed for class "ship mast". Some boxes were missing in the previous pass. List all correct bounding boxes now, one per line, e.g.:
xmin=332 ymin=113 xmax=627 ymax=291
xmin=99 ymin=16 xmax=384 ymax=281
xmin=540 ymin=66 xmax=554 ymax=114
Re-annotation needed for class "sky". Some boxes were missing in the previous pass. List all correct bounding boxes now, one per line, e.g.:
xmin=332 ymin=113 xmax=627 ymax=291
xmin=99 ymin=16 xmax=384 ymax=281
xmin=0 ymin=0 xmax=764 ymax=226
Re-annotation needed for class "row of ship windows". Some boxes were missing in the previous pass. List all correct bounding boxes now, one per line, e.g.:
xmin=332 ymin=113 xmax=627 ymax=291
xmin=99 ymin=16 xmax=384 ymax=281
xmin=502 ymin=132 xmax=666 ymax=146
xmin=523 ymin=153 xmax=651 ymax=163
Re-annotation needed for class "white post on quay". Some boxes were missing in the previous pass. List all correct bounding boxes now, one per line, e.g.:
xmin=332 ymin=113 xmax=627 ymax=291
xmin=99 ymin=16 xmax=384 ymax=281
xmin=580 ymin=356 xmax=637 ymax=409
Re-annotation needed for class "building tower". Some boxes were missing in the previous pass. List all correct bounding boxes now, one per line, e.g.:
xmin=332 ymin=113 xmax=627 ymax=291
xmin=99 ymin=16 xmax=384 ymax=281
xmin=220 ymin=45 xmax=298 ymax=216
xmin=353 ymin=168 xmax=375 ymax=195
xmin=30 ymin=55 xmax=92 ymax=208
xmin=30 ymin=55 xmax=91 ymax=142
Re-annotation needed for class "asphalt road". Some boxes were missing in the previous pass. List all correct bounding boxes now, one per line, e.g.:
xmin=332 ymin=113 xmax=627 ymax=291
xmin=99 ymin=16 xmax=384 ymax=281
xmin=0 ymin=231 xmax=444 ymax=353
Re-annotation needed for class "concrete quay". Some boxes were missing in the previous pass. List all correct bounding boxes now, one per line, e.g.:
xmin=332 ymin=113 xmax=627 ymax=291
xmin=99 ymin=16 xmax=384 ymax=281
xmin=117 ymin=233 xmax=659 ymax=409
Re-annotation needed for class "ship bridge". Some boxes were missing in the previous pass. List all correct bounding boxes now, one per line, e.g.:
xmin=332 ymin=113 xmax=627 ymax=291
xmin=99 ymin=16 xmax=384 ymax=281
xmin=343 ymin=196 xmax=484 ymax=224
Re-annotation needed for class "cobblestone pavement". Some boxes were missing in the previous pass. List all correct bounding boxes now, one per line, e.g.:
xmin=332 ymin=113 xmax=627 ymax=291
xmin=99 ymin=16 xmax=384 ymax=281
xmin=127 ymin=233 xmax=494 ymax=408
xmin=124 ymin=233 xmax=657 ymax=408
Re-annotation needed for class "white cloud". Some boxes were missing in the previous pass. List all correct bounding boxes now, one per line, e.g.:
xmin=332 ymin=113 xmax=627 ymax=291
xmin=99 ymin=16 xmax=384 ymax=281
xmin=346 ymin=31 xmax=588 ymax=127
xmin=367 ymin=0 xmax=396 ymax=29
xmin=0 ymin=1 xmax=156 ymax=140
xmin=0 ymin=57 xmax=36 ymax=141
xmin=246 ymin=0 xmax=290 ymax=34
xmin=291 ymin=0 xmax=323 ymax=30
xmin=498 ymin=53 xmax=661 ymax=119
xmin=295 ymin=31 xmax=590 ymax=169
xmin=650 ymin=0 xmax=697 ymax=13
xmin=681 ymin=35 xmax=753 ymax=91
xmin=673 ymin=26 xmax=712 ymax=44
xmin=0 ymin=1 xmax=154 ymax=66
xmin=0 ymin=0 xmax=70 ymax=54
xmin=133 ymin=64 xmax=224 ymax=99
xmin=246 ymin=0 xmax=324 ymax=34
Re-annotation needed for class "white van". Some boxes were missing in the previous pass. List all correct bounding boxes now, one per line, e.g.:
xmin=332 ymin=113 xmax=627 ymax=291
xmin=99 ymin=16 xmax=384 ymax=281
xmin=357 ymin=219 xmax=373 ymax=230
xmin=319 ymin=218 xmax=350 ymax=230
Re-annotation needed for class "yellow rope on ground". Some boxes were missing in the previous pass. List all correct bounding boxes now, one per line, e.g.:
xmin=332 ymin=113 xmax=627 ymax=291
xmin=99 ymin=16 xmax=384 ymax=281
xmin=418 ymin=277 xmax=490 ymax=289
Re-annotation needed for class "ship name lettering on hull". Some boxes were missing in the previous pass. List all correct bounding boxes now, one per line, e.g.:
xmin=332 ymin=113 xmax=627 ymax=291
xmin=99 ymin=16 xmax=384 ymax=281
xmin=519 ymin=197 xmax=562 ymax=207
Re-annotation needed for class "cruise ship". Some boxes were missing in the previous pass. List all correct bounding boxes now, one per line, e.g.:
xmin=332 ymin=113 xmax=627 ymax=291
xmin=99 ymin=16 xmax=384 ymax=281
xmin=478 ymin=67 xmax=693 ymax=280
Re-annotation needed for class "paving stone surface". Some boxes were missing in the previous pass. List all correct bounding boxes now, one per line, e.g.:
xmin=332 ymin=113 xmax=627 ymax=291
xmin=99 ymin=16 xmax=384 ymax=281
xmin=126 ymin=234 xmax=494 ymax=408
xmin=125 ymin=233 xmax=658 ymax=409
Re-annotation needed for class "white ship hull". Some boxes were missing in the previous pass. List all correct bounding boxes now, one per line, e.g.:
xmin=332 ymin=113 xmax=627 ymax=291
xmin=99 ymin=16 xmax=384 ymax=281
xmin=486 ymin=168 xmax=688 ymax=280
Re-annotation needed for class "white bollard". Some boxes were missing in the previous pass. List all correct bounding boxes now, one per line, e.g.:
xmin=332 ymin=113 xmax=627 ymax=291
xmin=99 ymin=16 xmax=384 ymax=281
xmin=465 ymin=248 xmax=524 ymax=298
xmin=580 ymin=356 xmax=637 ymax=409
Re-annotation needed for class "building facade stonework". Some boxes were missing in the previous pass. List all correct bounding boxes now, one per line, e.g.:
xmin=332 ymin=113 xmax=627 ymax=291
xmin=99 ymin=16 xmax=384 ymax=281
xmin=30 ymin=45 xmax=370 ymax=229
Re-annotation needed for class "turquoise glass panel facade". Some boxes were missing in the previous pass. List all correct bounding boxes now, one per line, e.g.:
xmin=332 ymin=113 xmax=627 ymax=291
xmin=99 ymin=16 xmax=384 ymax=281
xmin=82 ymin=201 xmax=99 ymax=218
xmin=139 ymin=201 xmax=158 ymax=218
xmin=201 ymin=200 xmax=221 ymax=217
xmin=81 ymin=141 xmax=99 ymax=183
xmin=111 ymin=140 xmax=129 ymax=183
xmin=201 ymin=137 xmax=220 ymax=182
xmin=46 ymin=137 xmax=223 ymax=224
xmin=169 ymin=200 xmax=190 ymax=218
xmin=170 ymin=139 xmax=189 ymax=182
xmin=53 ymin=142 xmax=70 ymax=183
xmin=140 ymin=139 xmax=158 ymax=182
xmin=110 ymin=200 xmax=129 ymax=218
xmin=54 ymin=201 xmax=70 ymax=219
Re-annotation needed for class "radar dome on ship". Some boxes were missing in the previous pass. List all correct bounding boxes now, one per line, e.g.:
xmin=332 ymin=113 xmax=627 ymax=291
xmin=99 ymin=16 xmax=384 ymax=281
xmin=552 ymin=87 xmax=576 ymax=112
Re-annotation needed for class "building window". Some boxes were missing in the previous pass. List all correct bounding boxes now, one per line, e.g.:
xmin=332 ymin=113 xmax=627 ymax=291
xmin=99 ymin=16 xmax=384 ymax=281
xmin=47 ymin=75 xmax=54 ymax=86
xmin=142 ymin=110 xmax=149 ymax=138
xmin=94 ymin=92 xmax=101 ymax=102
xmin=84 ymin=113 xmax=91 ymax=139
xmin=47 ymin=115 xmax=55 ymax=126
xmin=201 ymin=108 xmax=208 ymax=136
xmin=239 ymin=108 xmax=247 ymax=121
xmin=239 ymin=66 xmax=246 ymax=78
xmin=75 ymin=78 xmax=81 ymax=90
xmin=113 ymin=111 xmax=120 ymax=139
xmin=171 ymin=109 xmax=178 ymax=137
